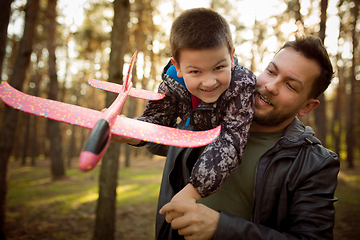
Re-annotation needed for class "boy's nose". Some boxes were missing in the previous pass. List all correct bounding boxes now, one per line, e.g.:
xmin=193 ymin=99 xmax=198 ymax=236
xmin=202 ymin=75 xmax=217 ymax=87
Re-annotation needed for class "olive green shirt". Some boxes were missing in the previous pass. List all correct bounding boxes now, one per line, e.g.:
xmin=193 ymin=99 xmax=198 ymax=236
xmin=197 ymin=130 xmax=284 ymax=220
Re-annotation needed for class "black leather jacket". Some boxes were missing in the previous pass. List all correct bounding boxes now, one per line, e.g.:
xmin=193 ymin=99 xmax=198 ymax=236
xmin=148 ymin=117 xmax=339 ymax=240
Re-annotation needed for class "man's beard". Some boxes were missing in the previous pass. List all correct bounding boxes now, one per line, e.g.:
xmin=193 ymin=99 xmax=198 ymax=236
xmin=253 ymin=110 xmax=294 ymax=127
xmin=253 ymin=89 xmax=296 ymax=127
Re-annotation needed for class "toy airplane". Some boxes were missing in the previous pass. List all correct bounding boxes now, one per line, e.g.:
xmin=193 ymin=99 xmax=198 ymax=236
xmin=0 ymin=51 xmax=221 ymax=171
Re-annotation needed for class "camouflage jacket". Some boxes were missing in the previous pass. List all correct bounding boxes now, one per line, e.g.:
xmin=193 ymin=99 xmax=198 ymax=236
xmin=137 ymin=57 xmax=256 ymax=197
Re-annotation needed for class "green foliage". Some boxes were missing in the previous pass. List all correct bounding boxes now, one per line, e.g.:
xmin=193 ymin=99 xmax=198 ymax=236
xmin=6 ymin=157 xmax=165 ymax=239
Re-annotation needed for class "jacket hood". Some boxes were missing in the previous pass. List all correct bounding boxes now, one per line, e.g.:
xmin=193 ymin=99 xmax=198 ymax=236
xmin=278 ymin=117 xmax=321 ymax=148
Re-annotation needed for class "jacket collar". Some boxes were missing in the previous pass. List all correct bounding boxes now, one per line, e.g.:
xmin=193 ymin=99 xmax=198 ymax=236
xmin=280 ymin=117 xmax=321 ymax=147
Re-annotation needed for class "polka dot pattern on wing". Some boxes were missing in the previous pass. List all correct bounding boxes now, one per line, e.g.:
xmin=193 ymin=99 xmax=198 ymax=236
xmin=0 ymin=81 xmax=100 ymax=129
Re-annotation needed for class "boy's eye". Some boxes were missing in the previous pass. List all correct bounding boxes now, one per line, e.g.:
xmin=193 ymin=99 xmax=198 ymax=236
xmin=190 ymin=70 xmax=200 ymax=74
xmin=215 ymin=65 xmax=224 ymax=70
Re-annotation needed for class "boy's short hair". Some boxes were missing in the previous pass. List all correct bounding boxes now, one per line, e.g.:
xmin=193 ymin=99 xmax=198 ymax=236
xmin=170 ymin=8 xmax=234 ymax=64
xmin=281 ymin=35 xmax=334 ymax=99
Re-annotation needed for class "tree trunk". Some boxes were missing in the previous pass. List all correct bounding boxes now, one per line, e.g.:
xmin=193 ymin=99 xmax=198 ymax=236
xmin=30 ymin=50 xmax=43 ymax=166
xmin=67 ymin=124 xmax=76 ymax=168
xmin=313 ymin=0 xmax=329 ymax=147
xmin=46 ymin=0 xmax=65 ymax=179
xmin=93 ymin=0 xmax=130 ymax=239
xmin=332 ymin=55 xmax=343 ymax=158
xmin=30 ymin=115 xmax=38 ymax=166
xmin=332 ymin=2 xmax=345 ymax=158
xmin=346 ymin=0 xmax=359 ymax=169
xmin=21 ymin=113 xmax=31 ymax=165
xmin=0 ymin=0 xmax=13 ymax=78
xmin=0 ymin=0 xmax=39 ymax=236
xmin=125 ymin=144 xmax=131 ymax=167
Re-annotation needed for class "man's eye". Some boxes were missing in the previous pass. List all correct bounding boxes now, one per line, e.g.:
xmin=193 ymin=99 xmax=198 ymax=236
xmin=287 ymin=83 xmax=296 ymax=91
xmin=267 ymin=69 xmax=274 ymax=74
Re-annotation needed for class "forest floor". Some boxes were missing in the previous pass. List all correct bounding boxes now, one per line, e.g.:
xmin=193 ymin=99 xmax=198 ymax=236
xmin=333 ymin=163 xmax=360 ymax=239
xmin=3 ymin=156 xmax=360 ymax=240
xmin=5 ymin=156 xmax=166 ymax=240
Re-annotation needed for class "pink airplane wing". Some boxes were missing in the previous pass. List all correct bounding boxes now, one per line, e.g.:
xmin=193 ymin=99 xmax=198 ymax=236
xmin=111 ymin=115 xmax=221 ymax=148
xmin=0 ymin=81 xmax=220 ymax=148
xmin=88 ymin=78 xmax=165 ymax=101
xmin=0 ymin=81 xmax=101 ymax=129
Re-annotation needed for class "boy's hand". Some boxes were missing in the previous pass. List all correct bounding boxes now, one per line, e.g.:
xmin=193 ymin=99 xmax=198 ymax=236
xmin=163 ymin=210 xmax=183 ymax=223
xmin=160 ymin=183 xmax=201 ymax=224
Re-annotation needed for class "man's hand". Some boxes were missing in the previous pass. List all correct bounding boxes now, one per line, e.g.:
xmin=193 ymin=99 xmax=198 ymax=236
xmin=159 ymin=201 xmax=220 ymax=240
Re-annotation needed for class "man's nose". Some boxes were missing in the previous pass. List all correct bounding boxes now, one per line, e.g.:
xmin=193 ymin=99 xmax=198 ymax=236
xmin=264 ymin=80 xmax=279 ymax=95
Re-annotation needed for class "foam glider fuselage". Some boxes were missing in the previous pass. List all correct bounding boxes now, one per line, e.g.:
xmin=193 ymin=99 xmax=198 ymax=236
xmin=0 ymin=52 xmax=221 ymax=171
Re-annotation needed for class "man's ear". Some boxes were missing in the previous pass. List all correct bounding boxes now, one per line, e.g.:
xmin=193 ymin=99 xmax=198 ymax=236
xmin=298 ymin=99 xmax=320 ymax=116
xmin=170 ymin=57 xmax=183 ymax=78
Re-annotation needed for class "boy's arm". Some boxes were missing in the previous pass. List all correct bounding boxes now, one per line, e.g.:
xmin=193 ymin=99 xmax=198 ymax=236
xmin=160 ymin=183 xmax=201 ymax=224
xmin=171 ymin=183 xmax=201 ymax=203
xmin=136 ymin=81 xmax=179 ymax=127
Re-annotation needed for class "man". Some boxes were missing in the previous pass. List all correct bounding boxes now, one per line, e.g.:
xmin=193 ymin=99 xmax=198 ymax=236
xmin=150 ymin=35 xmax=339 ymax=240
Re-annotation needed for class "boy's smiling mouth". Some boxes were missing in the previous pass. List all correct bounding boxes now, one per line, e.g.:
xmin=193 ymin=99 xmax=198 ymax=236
xmin=201 ymin=86 xmax=219 ymax=93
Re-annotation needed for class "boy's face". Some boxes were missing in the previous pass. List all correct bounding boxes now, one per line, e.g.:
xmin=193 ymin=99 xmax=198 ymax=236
xmin=171 ymin=45 xmax=234 ymax=103
xmin=252 ymin=47 xmax=320 ymax=132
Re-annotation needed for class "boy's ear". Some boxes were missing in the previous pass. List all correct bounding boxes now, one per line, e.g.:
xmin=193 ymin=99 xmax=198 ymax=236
xmin=170 ymin=57 xmax=183 ymax=78
xmin=298 ymin=99 xmax=320 ymax=117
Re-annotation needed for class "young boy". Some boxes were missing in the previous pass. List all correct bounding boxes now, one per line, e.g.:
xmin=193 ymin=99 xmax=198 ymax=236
xmin=116 ymin=8 xmax=256 ymax=206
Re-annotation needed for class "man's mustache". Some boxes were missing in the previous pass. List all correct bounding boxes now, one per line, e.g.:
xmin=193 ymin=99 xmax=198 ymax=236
xmin=255 ymin=88 xmax=277 ymax=107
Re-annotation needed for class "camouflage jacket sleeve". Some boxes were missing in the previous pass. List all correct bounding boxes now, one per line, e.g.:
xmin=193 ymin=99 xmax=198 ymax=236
xmin=136 ymin=81 xmax=180 ymax=127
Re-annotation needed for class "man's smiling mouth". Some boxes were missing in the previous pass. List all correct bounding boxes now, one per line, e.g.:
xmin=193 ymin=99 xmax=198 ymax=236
xmin=260 ymin=94 xmax=273 ymax=106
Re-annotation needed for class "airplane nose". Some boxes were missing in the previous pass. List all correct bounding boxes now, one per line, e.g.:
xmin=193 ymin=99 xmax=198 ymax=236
xmin=78 ymin=151 xmax=98 ymax=171
xmin=78 ymin=119 xmax=111 ymax=171
xmin=82 ymin=119 xmax=110 ymax=154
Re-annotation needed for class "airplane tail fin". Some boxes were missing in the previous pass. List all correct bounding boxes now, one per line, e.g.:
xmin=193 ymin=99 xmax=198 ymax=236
xmin=123 ymin=51 xmax=137 ymax=90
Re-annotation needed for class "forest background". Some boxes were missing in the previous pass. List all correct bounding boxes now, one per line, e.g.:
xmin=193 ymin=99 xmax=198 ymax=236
xmin=0 ymin=0 xmax=359 ymax=239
